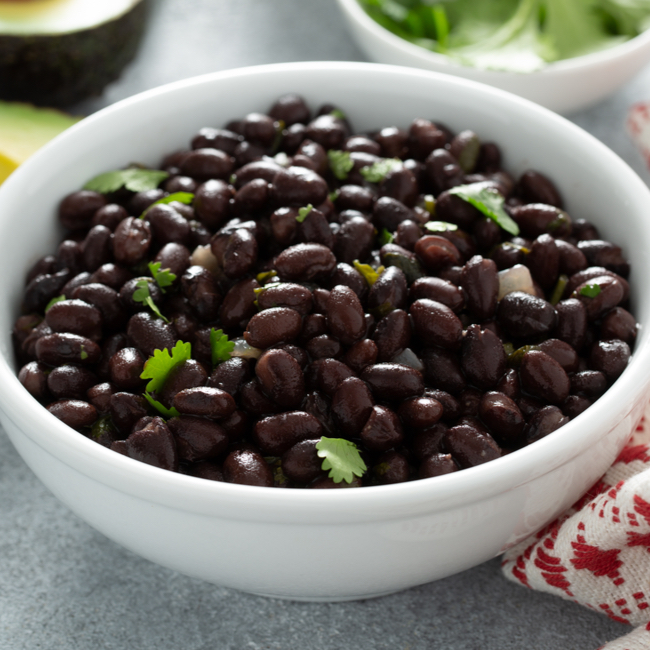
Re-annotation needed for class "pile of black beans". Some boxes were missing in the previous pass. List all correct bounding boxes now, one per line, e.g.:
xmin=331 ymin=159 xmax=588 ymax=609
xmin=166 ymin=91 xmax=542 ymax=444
xmin=13 ymin=94 xmax=637 ymax=488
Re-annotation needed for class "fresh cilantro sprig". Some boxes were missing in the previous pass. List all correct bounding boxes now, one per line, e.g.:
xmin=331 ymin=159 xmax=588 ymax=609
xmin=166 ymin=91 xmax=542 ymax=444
xmin=360 ymin=158 xmax=402 ymax=183
xmin=83 ymin=168 xmax=169 ymax=194
xmin=210 ymin=328 xmax=234 ymax=366
xmin=143 ymin=393 xmax=180 ymax=419
xmin=328 ymin=150 xmax=354 ymax=181
xmin=140 ymin=192 xmax=194 ymax=218
xmin=579 ymin=283 xmax=602 ymax=298
xmin=140 ymin=341 xmax=193 ymax=394
xmin=378 ymin=228 xmax=394 ymax=246
xmin=133 ymin=278 xmax=169 ymax=323
xmin=448 ymin=181 xmax=519 ymax=236
xmin=296 ymin=204 xmax=313 ymax=223
xmin=316 ymin=437 xmax=367 ymax=484
xmin=148 ymin=262 xmax=176 ymax=293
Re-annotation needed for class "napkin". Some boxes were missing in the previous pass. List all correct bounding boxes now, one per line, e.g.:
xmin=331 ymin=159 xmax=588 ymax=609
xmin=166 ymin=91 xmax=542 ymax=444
xmin=501 ymin=399 xmax=650 ymax=650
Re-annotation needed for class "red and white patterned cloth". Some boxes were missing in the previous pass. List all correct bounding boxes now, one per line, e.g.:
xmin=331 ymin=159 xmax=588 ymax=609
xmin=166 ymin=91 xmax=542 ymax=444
xmin=501 ymin=400 xmax=650 ymax=650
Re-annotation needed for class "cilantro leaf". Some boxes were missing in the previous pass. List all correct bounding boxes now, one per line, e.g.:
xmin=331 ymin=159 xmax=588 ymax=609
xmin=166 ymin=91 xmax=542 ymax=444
xmin=210 ymin=328 xmax=235 ymax=366
xmin=579 ymin=283 xmax=602 ymax=298
xmin=424 ymin=221 xmax=458 ymax=233
xmin=448 ymin=181 xmax=519 ymax=236
xmin=330 ymin=109 xmax=347 ymax=120
xmin=360 ymin=158 xmax=403 ymax=183
xmin=143 ymin=392 xmax=181 ymax=419
xmin=328 ymin=150 xmax=354 ymax=181
xmin=44 ymin=295 xmax=66 ymax=312
xmin=148 ymin=261 xmax=177 ymax=293
xmin=133 ymin=278 xmax=170 ymax=322
xmin=140 ymin=191 xmax=194 ymax=218
xmin=140 ymin=341 xmax=192 ymax=394
xmin=353 ymin=260 xmax=385 ymax=287
xmin=83 ymin=168 xmax=169 ymax=194
xmin=378 ymin=228 xmax=394 ymax=246
xmin=316 ymin=437 xmax=367 ymax=484
xmin=296 ymin=204 xmax=313 ymax=223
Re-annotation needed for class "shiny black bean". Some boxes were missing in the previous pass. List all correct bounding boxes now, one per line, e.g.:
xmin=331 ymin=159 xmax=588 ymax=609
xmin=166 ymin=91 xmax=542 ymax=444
xmin=207 ymin=357 xmax=251 ymax=397
xmin=421 ymin=347 xmax=466 ymax=395
xmin=509 ymin=203 xmax=570 ymax=238
xmin=154 ymin=242 xmax=191 ymax=279
xmin=222 ymin=448 xmax=273 ymax=487
xmin=370 ymin=451 xmax=410 ymax=485
xmin=257 ymin=283 xmax=313 ymax=315
xmin=72 ymin=283 xmax=127 ymax=332
xmin=554 ymin=298 xmax=588 ymax=352
xmin=119 ymin=277 xmax=163 ymax=314
xmin=360 ymin=405 xmax=404 ymax=452
xmin=360 ymin=363 xmax=424 ymax=401
xmin=167 ymin=415 xmax=229 ymax=462
xmin=87 ymin=382 xmax=116 ymax=413
xmin=18 ymin=361 xmax=49 ymax=399
xmin=47 ymin=399 xmax=97 ymax=429
xmin=326 ymin=285 xmax=366 ymax=346
xmin=414 ymin=235 xmax=462 ymax=274
xmin=279 ymin=438 xmax=323 ymax=484
xmin=378 ymin=167 xmax=418 ymax=207
xmin=589 ymin=339 xmax=630 ymax=381
xmin=497 ymin=291 xmax=557 ymax=340
xmin=126 ymin=312 xmax=177 ymax=357
xmin=565 ymin=267 xmax=629 ymax=303
xmin=536 ymin=338 xmax=579 ymax=373
xmin=239 ymin=379 xmax=280 ymax=416
xmin=397 ymin=396 xmax=443 ymax=429
xmin=577 ymin=240 xmax=630 ymax=278
xmin=220 ymin=278 xmax=259 ymax=330
xmin=556 ymin=239 xmax=587 ymax=276
xmin=600 ymin=307 xmax=637 ymax=345
xmin=563 ymin=394 xmax=592 ymax=419
xmin=372 ymin=309 xmax=411 ymax=363
xmin=444 ymin=424 xmax=501 ymax=468
xmin=367 ymin=266 xmax=408 ymax=317
xmin=253 ymin=411 xmax=323 ymax=455
xmin=22 ymin=269 xmax=71 ymax=314
xmin=461 ymin=325 xmax=506 ymax=390
xmin=272 ymin=165 xmax=328 ymax=207
xmin=108 ymin=392 xmax=148 ymax=436
xmin=45 ymin=298 xmax=102 ymax=341
xmin=330 ymin=376 xmax=374 ymax=438
xmin=255 ymin=349 xmax=305 ymax=409
xmin=335 ymin=184 xmax=375 ymax=213
xmin=306 ymin=358 xmax=355 ymax=396
xmin=517 ymin=170 xmax=563 ymax=207
xmin=82 ymin=225 xmax=113 ymax=272
xmin=525 ymin=234 xmax=559 ymax=290
xmin=461 ymin=255 xmax=499 ymax=321
xmin=418 ymin=453 xmax=458 ymax=479
xmin=113 ymin=217 xmax=152 ymax=267
xmin=478 ymin=391 xmax=525 ymax=443
xmin=114 ymin=417 xmax=178 ymax=471
xmin=410 ymin=299 xmax=463 ymax=350
xmin=108 ymin=347 xmax=146 ymax=391
xmin=35 ymin=332 xmax=101 ymax=366
xmin=524 ymin=405 xmax=569 ymax=444
xmin=172 ymin=386 xmax=236 ymax=419
xmin=408 ymin=276 xmax=464 ymax=313
xmin=180 ymin=148 xmax=234 ymax=181
xmin=58 ymin=190 xmax=107 ymax=231
xmin=572 ymin=275 xmax=625 ymax=321
xmin=90 ymin=263 xmax=133 ymax=291
xmin=193 ymin=179 xmax=233 ymax=229
xmin=571 ymin=370 xmax=607 ymax=398
xmin=425 ymin=149 xmax=463 ymax=192
xmin=410 ymin=422 xmax=447 ymax=460
xmin=343 ymin=338 xmax=378 ymax=373
xmin=244 ymin=307 xmax=302 ymax=349
xmin=275 ymin=243 xmax=337 ymax=282
xmin=191 ymin=127 xmax=242 ymax=153
xmin=146 ymin=204 xmax=190 ymax=246
xmin=180 ymin=265 xmax=222 ymax=321
xmin=449 ymin=130 xmax=480 ymax=173
xmin=46 ymin=365 xmax=96 ymax=400
xmin=329 ymin=263 xmax=367 ymax=301
xmin=332 ymin=216 xmax=375 ymax=266
xmin=520 ymin=350 xmax=571 ymax=405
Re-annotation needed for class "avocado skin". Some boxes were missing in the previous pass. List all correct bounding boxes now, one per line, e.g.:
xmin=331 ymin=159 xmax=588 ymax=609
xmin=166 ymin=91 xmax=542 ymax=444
xmin=0 ymin=0 xmax=150 ymax=107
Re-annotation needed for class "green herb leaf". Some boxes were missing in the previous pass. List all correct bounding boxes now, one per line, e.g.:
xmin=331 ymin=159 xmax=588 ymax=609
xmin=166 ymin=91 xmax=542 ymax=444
xmin=133 ymin=278 xmax=170 ymax=322
xmin=328 ymin=150 xmax=354 ymax=181
xmin=296 ymin=204 xmax=313 ymax=223
xmin=579 ymin=283 xmax=602 ymax=298
xmin=83 ymin=168 xmax=169 ymax=194
xmin=330 ymin=109 xmax=347 ymax=120
xmin=549 ymin=273 xmax=569 ymax=305
xmin=140 ymin=341 xmax=192 ymax=394
xmin=140 ymin=191 xmax=194 ymax=218
xmin=423 ymin=194 xmax=435 ymax=215
xmin=353 ymin=260 xmax=385 ymax=287
xmin=378 ymin=228 xmax=394 ymax=246
xmin=210 ymin=328 xmax=235 ymax=366
xmin=360 ymin=158 xmax=402 ymax=183
xmin=44 ymin=295 xmax=66 ymax=312
xmin=148 ymin=261 xmax=177 ymax=293
xmin=316 ymin=437 xmax=367 ymax=484
xmin=143 ymin=392 xmax=181 ymax=419
xmin=448 ymin=181 xmax=519 ymax=236
xmin=424 ymin=220 xmax=458 ymax=233
xmin=328 ymin=189 xmax=340 ymax=203
xmin=256 ymin=270 xmax=278 ymax=285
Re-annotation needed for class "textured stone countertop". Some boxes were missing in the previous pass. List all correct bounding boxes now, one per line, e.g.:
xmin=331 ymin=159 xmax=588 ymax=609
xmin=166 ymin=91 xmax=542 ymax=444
xmin=2 ymin=1 xmax=649 ymax=648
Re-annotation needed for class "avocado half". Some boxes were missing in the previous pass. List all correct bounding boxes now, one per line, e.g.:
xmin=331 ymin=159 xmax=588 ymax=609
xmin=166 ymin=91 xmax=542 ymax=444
xmin=0 ymin=0 xmax=150 ymax=106
xmin=0 ymin=101 xmax=80 ymax=183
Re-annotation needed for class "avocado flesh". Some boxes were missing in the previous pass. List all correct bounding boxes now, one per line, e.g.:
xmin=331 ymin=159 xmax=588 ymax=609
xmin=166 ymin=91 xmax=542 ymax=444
xmin=0 ymin=101 xmax=80 ymax=183
xmin=0 ymin=0 xmax=150 ymax=107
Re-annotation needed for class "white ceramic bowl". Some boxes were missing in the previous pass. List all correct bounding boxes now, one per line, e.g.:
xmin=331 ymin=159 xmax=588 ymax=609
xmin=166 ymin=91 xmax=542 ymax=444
xmin=336 ymin=0 xmax=650 ymax=114
xmin=1 ymin=62 xmax=649 ymax=602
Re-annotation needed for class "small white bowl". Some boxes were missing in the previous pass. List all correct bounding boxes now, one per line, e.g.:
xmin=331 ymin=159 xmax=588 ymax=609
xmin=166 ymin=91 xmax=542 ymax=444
xmin=0 ymin=62 xmax=649 ymax=601
xmin=336 ymin=0 xmax=650 ymax=114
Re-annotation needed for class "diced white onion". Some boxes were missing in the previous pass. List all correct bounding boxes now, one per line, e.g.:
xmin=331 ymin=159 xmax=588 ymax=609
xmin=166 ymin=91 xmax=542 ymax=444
xmin=231 ymin=338 xmax=263 ymax=360
xmin=190 ymin=244 xmax=219 ymax=274
xmin=497 ymin=264 xmax=535 ymax=301
xmin=391 ymin=347 xmax=424 ymax=372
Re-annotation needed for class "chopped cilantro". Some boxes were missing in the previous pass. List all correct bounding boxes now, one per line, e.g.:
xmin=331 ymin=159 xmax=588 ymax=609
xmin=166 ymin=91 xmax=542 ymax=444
xmin=328 ymin=150 xmax=354 ymax=181
xmin=296 ymin=204 xmax=313 ymax=223
xmin=424 ymin=221 xmax=458 ymax=233
xmin=378 ymin=228 xmax=394 ymax=246
xmin=353 ymin=260 xmax=385 ymax=287
xmin=140 ymin=192 xmax=194 ymax=218
xmin=143 ymin=392 xmax=180 ymax=419
xmin=360 ymin=158 xmax=403 ymax=183
xmin=79 ymin=346 xmax=88 ymax=361
xmin=423 ymin=194 xmax=435 ymax=215
xmin=44 ymin=295 xmax=65 ymax=312
xmin=210 ymin=328 xmax=235 ymax=366
xmin=256 ymin=270 xmax=278 ymax=285
xmin=448 ymin=181 xmax=519 ymax=236
xmin=140 ymin=341 xmax=192 ymax=394
xmin=133 ymin=278 xmax=169 ymax=322
xmin=579 ymin=283 xmax=602 ymax=298
xmin=549 ymin=274 xmax=569 ymax=305
xmin=328 ymin=189 xmax=340 ymax=203
xmin=316 ymin=437 xmax=367 ymax=484
xmin=148 ymin=262 xmax=177 ymax=293
xmin=83 ymin=168 xmax=169 ymax=194
xmin=330 ymin=109 xmax=347 ymax=120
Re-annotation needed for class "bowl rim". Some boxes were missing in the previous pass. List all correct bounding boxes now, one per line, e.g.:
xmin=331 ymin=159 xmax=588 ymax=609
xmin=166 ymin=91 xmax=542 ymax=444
xmin=1 ymin=60 xmax=650 ymax=522
xmin=335 ymin=0 xmax=650 ymax=75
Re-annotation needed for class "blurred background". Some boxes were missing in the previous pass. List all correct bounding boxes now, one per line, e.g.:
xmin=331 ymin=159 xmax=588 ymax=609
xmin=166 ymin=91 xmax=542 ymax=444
xmin=1 ymin=0 xmax=649 ymax=648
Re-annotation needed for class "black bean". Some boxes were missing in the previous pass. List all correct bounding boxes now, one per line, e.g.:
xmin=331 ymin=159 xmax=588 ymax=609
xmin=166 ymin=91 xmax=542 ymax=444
xmin=306 ymin=358 xmax=355 ymax=396
xmin=331 ymin=376 xmax=374 ymax=438
xmin=180 ymin=148 xmax=235 ymax=182
xmin=126 ymin=312 xmax=177 ymax=357
xmin=478 ymin=391 xmax=525 ymax=443
xmin=461 ymin=325 xmax=506 ymax=390
xmin=167 ymin=415 xmax=229 ymax=462
xmin=410 ymin=299 xmax=463 ymax=350
xmin=418 ymin=453 xmax=458 ymax=479
xmin=461 ymin=255 xmax=499 ymax=321
xmin=253 ymin=411 xmax=323 ymax=455
xmin=45 ymin=298 xmax=103 ymax=342
xmin=517 ymin=170 xmax=563 ymax=207
xmin=108 ymin=347 xmax=146 ymax=391
xmin=524 ymin=405 xmax=569 ymax=444
xmin=58 ymin=190 xmax=107 ymax=231
xmin=600 ymin=307 xmax=637 ymax=345
xmin=47 ymin=399 xmax=97 ymax=429
xmin=172 ymin=386 xmax=236 ymax=419
xmin=220 ymin=278 xmax=260 ymax=330
xmin=497 ymin=291 xmax=557 ymax=340
xmin=223 ymin=449 xmax=273 ymax=487
xmin=589 ymin=339 xmax=630 ymax=381
xmin=360 ymin=405 xmax=404 ymax=452
xmin=444 ymin=425 xmax=501 ymax=468
xmin=244 ymin=307 xmax=302 ymax=349
xmin=257 ymin=283 xmax=313 ymax=315
xmin=520 ymin=350 xmax=570 ymax=405
xmin=113 ymin=217 xmax=152 ymax=267
xmin=207 ymin=357 xmax=251 ymax=397
xmin=333 ymin=216 xmax=375 ymax=265
xmin=255 ymin=349 xmax=305 ymax=409
xmin=360 ymin=363 xmax=424 ymax=401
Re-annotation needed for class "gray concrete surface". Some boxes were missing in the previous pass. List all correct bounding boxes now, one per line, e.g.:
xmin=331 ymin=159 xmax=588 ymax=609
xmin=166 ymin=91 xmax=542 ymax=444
xmin=2 ymin=0 xmax=649 ymax=647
